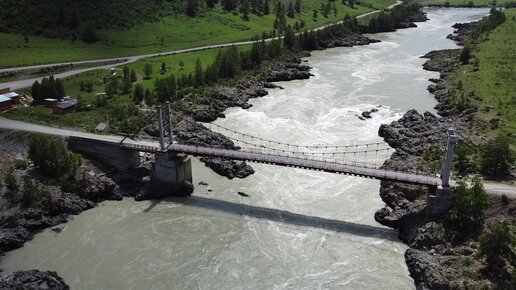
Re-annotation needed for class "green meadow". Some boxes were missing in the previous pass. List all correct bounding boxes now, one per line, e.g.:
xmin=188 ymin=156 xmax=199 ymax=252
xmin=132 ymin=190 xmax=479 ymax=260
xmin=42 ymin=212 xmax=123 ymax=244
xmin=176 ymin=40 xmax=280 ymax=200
xmin=0 ymin=0 xmax=394 ymax=68
xmin=2 ymin=47 xmax=244 ymax=131
xmin=454 ymin=8 xmax=516 ymax=140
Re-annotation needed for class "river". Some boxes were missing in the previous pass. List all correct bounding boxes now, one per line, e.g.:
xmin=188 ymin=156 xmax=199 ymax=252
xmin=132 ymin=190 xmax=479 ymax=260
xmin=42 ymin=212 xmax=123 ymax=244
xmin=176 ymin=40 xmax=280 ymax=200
xmin=0 ymin=8 xmax=489 ymax=290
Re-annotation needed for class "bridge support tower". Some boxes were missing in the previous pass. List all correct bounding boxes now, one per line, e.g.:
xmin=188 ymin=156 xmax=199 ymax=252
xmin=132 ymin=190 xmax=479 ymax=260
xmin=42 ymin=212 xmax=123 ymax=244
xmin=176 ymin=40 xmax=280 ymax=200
xmin=150 ymin=103 xmax=194 ymax=197
xmin=427 ymin=129 xmax=458 ymax=218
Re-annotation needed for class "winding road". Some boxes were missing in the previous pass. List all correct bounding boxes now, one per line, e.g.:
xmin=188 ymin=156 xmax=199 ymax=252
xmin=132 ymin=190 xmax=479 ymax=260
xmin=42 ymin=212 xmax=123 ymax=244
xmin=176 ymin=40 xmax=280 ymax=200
xmin=0 ymin=1 xmax=401 ymax=91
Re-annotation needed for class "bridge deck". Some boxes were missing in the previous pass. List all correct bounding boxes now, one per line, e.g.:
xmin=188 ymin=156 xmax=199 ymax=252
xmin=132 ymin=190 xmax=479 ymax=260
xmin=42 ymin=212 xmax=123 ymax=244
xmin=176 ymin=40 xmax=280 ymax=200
xmin=121 ymin=142 xmax=441 ymax=186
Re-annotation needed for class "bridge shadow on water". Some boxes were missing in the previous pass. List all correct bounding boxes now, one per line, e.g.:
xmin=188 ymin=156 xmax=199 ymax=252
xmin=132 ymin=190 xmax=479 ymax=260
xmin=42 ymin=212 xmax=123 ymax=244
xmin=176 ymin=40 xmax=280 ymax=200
xmin=144 ymin=196 xmax=401 ymax=243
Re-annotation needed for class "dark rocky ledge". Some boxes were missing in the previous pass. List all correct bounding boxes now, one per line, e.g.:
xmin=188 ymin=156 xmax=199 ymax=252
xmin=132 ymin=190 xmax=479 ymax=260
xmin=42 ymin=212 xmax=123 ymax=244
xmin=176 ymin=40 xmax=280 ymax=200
xmin=0 ymin=270 xmax=70 ymax=290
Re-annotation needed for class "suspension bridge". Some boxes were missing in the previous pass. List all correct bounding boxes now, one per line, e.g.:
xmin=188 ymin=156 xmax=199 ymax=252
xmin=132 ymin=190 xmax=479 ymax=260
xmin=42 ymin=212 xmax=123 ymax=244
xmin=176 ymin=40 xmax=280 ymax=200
xmin=0 ymin=102 xmax=459 ymax=215
xmin=119 ymin=102 xmax=457 ymax=188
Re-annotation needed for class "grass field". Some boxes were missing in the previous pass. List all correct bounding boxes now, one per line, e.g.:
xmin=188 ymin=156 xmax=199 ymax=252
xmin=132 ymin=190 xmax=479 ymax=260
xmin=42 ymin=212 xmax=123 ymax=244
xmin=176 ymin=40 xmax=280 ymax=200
xmin=453 ymin=8 xmax=516 ymax=140
xmin=0 ymin=0 xmax=395 ymax=68
xmin=1 ymin=46 xmax=247 ymax=131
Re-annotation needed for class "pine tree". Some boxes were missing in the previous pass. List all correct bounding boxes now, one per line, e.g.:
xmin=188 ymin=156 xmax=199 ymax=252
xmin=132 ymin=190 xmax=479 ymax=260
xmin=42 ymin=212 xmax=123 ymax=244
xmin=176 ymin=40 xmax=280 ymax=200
xmin=194 ymin=58 xmax=204 ymax=87
xmin=283 ymin=25 xmax=295 ymax=50
xmin=295 ymin=0 xmax=302 ymax=13
xmin=242 ymin=0 xmax=251 ymax=20
xmin=287 ymin=1 xmax=295 ymax=18
xmin=31 ymin=81 xmax=41 ymax=103
xmin=263 ymin=0 xmax=270 ymax=14
xmin=55 ymin=79 xmax=66 ymax=98
xmin=144 ymin=63 xmax=153 ymax=79
xmin=130 ymin=69 xmax=138 ymax=82
xmin=187 ymin=0 xmax=199 ymax=16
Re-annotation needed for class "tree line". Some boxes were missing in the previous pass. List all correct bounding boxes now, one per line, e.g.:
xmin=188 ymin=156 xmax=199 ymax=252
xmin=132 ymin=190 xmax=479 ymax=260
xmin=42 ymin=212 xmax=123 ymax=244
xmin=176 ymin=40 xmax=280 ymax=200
xmin=31 ymin=76 xmax=66 ymax=104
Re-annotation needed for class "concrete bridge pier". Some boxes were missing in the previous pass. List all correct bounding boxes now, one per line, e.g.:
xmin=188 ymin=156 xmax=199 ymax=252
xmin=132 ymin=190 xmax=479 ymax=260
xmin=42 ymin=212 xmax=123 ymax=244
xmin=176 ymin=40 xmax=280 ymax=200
xmin=426 ymin=128 xmax=458 ymax=218
xmin=150 ymin=151 xmax=193 ymax=197
xmin=426 ymin=186 xmax=452 ymax=218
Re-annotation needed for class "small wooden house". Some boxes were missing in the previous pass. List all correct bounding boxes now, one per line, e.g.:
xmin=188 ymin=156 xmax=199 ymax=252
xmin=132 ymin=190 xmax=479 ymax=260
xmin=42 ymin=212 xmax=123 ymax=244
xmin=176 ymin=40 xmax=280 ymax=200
xmin=0 ymin=95 xmax=13 ymax=111
xmin=53 ymin=101 xmax=76 ymax=115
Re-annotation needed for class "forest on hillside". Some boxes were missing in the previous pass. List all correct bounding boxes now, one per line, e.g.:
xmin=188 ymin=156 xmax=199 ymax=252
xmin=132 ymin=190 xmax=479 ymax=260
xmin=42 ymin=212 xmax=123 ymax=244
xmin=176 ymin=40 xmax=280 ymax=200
xmin=0 ymin=0 xmax=345 ymax=42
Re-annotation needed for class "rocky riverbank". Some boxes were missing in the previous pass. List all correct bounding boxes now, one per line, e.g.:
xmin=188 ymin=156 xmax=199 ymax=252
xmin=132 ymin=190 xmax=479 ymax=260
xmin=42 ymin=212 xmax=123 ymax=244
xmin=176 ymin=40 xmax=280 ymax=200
xmin=374 ymin=15 xmax=514 ymax=289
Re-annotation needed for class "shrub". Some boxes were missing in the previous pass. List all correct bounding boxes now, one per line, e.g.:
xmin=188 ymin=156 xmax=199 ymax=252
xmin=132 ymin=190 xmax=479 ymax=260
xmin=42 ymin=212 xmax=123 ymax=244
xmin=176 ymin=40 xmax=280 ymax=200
xmin=21 ymin=176 xmax=42 ymax=207
xmin=13 ymin=159 xmax=27 ymax=170
xmin=445 ymin=177 xmax=489 ymax=238
xmin=28 ymin=135 xmax=82 ymax=180
xmin=480 ymin=135 xmax=514 ymax=177
xmin=477 ymin=221 xmax=515 ymax=271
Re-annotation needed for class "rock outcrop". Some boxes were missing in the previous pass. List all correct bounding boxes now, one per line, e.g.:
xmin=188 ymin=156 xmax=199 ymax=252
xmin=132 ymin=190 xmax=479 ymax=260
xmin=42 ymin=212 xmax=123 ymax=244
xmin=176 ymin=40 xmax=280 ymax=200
xmin=0 ymin=270 xmax=70 ymax=290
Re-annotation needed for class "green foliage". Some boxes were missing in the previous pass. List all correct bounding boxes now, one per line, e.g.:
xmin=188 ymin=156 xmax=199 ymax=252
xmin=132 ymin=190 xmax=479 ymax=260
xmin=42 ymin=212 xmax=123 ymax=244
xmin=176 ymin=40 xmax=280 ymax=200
xmin=4 ymin=169 xmax=19 ymax=192
xmin=21 ymin=176 xmax=43 ymax=208
xmin=480 ymin=135 xmax=514 ymax=176
xmin=108 ymin=104 xmax=147 ymax=134
xmin=13 ymin=159 xmax=27 ymax=170
xmin=422 ymin=144 xmax=442 ymax=174
xmin=362 ymin=2 xmax=421 ymax=33
xmin=454 ymin=143 xmax=478 ymax=176
xmin=28 ymin=135 xmax=82 ymax=180
xmin=155 ymin=75 xmax=178 ymax=102
xmin=477 ymin=221 xmax=516 ymax=272
xmin=144 ymin=63 xmax=153 ymax=80
xmin=81 ymin=23 xmax=99 ymax=43
xmin=133 ymin=83 xmax=145 ymax=104
xmin=446 ymin=178 xmax=490 ymax=238
xmin=501 ymin=194 xmax=509 ymax=205
xmin=31 ymin=76 xmax=66 ymax=104
xmin=459 ymin=45 xmax=471 ymax=64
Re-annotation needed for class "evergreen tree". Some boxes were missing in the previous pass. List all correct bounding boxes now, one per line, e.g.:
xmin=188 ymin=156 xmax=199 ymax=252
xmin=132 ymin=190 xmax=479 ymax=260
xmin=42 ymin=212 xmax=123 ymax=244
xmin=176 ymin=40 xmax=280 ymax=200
xmin=478 ymin=221 xmax=516 ymax=271
xmin=295 ymin=0 xmax=302 ymax=13
xmin=206 ymin=0 xmax=216 ymax=8
xmin=459 ymin=45 xmax=471 ymax=64
xmin=130 ymin=69 xmax=138 ymax=82
xmin=28 ymin=135 xmax=82 ymax=180
xmin=55 ymin=79 xmax=65 ymax=98
xmin=287 ymin=1 xmax=295 ymax=18
xmin=283 ymin=25 xmax=295 ymax=50
xmin=480 ymin=135 xmax=514 ymax=176
xmin=81 ymin=23 xmax=98 ymax=43
xmin=133 ymin=84 xmax=145 ymax=104
xmin=187 ymin=0 xmax=199 ymax=16
xmin=242 ymin=0 xmax=251 ymax=20
xmin=144 ymin=63 xmax=153 ymax=79
xmin=194 ymin=58 xmax=204 ymax=87
xmin=263 ymin=0 xmax=270 ymax=14
xmin=121 ymin=75 xmax=132 ymax=94
xmin=31 ymin=81 xmax=41 ymax=103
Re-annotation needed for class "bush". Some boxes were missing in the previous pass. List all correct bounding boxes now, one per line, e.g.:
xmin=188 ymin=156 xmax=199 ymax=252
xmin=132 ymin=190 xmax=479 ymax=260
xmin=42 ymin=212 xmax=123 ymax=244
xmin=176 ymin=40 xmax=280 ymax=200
xmin=21 ymin=176 xmax=42 ymax=207
xmin=3 ymin=169 xmax=19 ymax=201
xmin=445 ymin=177 xmax=489 ymax=238
xmin=477 ymin=221 xmax=515 ymax=271
xmin=501 ymin=194 xmax=509 ymax=205
xmin=13 ymin=159 xmax=27 ymax=170
xmin=480 ymin=135 xmax=514 ymax=177
xmin=28 ymin=135 xmax=82 ymax=180
xmin=459 ymin=46 xmax=471 ymax=64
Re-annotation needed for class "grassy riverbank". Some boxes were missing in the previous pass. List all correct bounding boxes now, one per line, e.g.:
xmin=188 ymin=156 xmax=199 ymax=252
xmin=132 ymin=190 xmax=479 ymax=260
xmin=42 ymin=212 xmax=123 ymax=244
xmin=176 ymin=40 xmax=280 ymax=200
xmin=453 ymin=8 xmax=516 ymax=140
xmin=0 ymin=0 xmax=395 ymax=68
